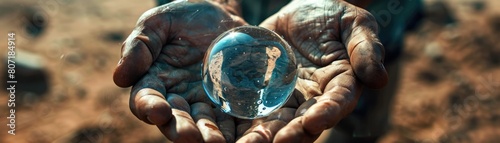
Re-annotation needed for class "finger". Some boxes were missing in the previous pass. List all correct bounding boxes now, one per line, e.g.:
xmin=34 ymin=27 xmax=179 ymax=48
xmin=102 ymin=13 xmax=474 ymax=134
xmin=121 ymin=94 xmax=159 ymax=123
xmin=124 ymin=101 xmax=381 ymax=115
xmin=131 ymin=73 xmax=202 ymax=142
xmin=158 ymin=109 xmax=203 ymax=143
xmin=237 ymin=108 xmax=295 ymax=143
xmin=215 ymin=109 xmax=236 ymax=143
xmin=302 ymin=71 xmax=361 ymax=135
xmin=158 ymin=93 xmax=203 ymax=143
xmin=274 ymin=117 xmax=321 ymax=143
xmin=237 ymin=120 xmax=285 ymax=143
xmin=191 ymin=102 xmax=226 ymax=143
xmin=259 ymin=12 xmax=278 ymax=31
xmin=132 ymin=88 xmax=172 ymax=125
xmin=130 ymin=73 xmax=172 ymax=125
xmin=236 ymin=119 xmax=252 ymax=139
xmin=341 ymin=6 xmax=388 ymax=89
xmin=295 ymin=97 xmax=317 ymax=117
xmin=113 ymin=6 xmax=171 ymax=87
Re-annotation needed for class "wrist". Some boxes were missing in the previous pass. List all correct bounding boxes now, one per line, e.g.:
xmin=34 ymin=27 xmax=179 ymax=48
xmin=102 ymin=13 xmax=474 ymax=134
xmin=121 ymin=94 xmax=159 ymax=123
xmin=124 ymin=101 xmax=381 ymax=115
xmin=209 ymin=0 xmax=242 ymax=16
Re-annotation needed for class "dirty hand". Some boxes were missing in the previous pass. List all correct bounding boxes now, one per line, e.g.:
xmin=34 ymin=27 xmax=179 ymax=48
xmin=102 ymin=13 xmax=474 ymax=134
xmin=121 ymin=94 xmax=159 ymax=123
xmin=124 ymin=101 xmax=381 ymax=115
xmin=112 ymin=0 xmax=247 ymax=142
xmin=237 ymin=0 xmax=388 ymax=142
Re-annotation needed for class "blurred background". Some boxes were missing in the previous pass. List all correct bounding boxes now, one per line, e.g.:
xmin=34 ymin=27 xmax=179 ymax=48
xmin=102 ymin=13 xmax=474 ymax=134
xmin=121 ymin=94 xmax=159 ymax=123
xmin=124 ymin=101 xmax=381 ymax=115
xmin=0 ymin=0 xmax=499 ymax=142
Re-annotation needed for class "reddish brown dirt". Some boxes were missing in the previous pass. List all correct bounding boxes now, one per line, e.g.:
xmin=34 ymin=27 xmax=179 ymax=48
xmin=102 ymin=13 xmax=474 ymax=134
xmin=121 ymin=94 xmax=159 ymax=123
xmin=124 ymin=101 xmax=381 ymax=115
xmin=0 ymin=0 xmax=166 ymax=143
xmin=379 ymin=0 xmax=500 ymax=142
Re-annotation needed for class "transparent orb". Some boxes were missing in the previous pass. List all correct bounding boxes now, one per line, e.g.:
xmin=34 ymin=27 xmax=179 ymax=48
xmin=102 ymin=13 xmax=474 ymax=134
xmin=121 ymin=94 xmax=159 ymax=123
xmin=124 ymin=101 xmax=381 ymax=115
xmin=202 ymin=25 xmax=298 ymax=119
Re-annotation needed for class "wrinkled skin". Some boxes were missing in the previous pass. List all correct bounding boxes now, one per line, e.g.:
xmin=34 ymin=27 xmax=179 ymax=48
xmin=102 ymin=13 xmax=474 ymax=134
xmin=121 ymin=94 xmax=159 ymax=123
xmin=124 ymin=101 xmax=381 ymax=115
xmin=113 ymin=0 xmax=388 ymax=142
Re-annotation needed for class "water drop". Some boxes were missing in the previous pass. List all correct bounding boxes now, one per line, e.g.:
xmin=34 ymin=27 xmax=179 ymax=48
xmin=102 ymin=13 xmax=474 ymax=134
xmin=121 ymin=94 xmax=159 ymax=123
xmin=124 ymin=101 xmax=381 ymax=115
xmin=202 ymin=26 xmax=297 ymax=119
xmin=257 ymin=100 xmax=262 ymax=104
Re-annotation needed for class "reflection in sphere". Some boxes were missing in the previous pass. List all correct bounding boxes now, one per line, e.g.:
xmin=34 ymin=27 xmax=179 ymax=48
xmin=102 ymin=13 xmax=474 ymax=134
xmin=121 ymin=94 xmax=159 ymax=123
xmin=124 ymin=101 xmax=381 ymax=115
xmin=202 ymin=25 xmax=297 ymax=119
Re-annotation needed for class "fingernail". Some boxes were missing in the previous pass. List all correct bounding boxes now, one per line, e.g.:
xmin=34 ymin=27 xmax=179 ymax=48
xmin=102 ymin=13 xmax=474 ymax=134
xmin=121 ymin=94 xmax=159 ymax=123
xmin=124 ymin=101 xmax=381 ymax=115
xmin=142 ymin=96 xmax=156 ymax=122
xmin=141 ymin=95 xmax=171 ymax=125
xmin=147 ymin=115 xmax=153 ymax=123
xmin=117 ymin=58 xmax=123 ymax=65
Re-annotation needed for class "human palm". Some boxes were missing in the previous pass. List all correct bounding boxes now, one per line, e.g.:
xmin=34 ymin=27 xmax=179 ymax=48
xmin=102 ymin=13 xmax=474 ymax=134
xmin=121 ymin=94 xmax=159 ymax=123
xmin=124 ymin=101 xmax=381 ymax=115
xmin=113 ymin=0 xmax=388 ymax=143
xmin=237 ymin=0 xmax=388 ymax=142
xmin=114 ymin=1 xmax=247 ymax=142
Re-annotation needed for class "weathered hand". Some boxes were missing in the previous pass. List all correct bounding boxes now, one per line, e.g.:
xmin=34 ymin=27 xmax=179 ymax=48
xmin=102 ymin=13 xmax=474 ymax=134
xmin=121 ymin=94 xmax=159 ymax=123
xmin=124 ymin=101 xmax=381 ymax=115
xmin=237 ymin=0 xmax=388 ymax=142
xmin=112 ymin=0 xmax=247 ymax=142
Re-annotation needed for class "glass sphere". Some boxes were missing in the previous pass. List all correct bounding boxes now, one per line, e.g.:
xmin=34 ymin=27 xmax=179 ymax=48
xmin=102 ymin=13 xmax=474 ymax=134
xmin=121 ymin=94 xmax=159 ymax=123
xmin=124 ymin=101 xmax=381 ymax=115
xmin=202 ymin=25 xmax=298 ymax=119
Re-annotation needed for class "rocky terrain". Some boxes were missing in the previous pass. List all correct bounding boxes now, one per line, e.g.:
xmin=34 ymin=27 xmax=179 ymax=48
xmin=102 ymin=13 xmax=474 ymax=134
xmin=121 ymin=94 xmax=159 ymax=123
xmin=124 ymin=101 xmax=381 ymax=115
xmin=0 ymin=0 xmax=499 ymax=142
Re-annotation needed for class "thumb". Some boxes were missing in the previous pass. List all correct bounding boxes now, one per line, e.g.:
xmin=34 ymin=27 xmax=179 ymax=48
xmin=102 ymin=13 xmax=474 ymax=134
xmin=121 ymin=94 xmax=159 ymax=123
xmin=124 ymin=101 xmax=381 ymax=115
xmin=113 ymin=6 xmax=171 ymax=87
xmin=342 ymin=7 xmax=388 ymax=89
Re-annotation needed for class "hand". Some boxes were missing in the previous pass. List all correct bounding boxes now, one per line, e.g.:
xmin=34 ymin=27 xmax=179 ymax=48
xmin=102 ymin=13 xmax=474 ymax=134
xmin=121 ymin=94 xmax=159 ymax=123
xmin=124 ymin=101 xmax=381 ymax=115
xmin=112 ymin=0 xmax=247 ymax=142
xmin=237 ymin=0 xmax=388 ymax=142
